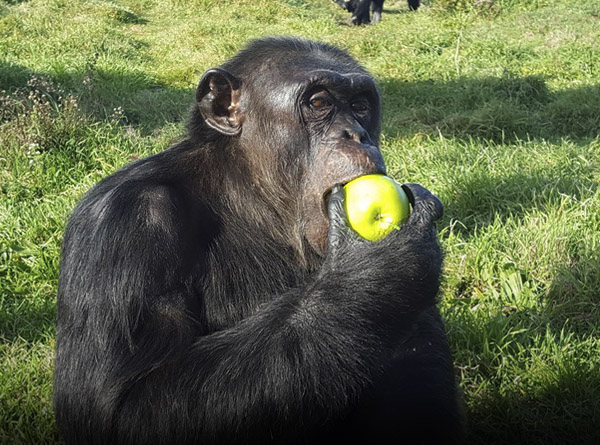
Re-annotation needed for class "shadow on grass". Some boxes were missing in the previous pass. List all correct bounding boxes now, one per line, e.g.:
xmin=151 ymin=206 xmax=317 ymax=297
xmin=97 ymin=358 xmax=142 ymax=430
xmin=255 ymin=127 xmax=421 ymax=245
xmin=446 ymin=252 xmax=600 ymax=444
xmin=546 ymin=259 xmax=600 ymax=335
xmin=4 ymin=61 xmax=599 ymax=140
xmin=466 ymin=366 xmax=600 ymax=445
xmin=380 ymin=75 xmax=600 ymax=142
xmin=0 ymin=60 xmax=34 ymax=90
xmin=0 ymin=60 xmax=194 ymax=135
xmin=462 ymin=312 xmax=600 ymax=445
xmin=0 ymin=295 xmax=56 ymax=343
xmin=380 ymin=75 xmax=599 ymax=236
xmin=1 ymin=0 xmax=29 ymax=5
xmin=442 ymin=168 xmax=598 ymax=236
xmin=57 ymin=71 xmax=193 ymax=134
xmin=381 ymin=7 xmax=415 ymax=15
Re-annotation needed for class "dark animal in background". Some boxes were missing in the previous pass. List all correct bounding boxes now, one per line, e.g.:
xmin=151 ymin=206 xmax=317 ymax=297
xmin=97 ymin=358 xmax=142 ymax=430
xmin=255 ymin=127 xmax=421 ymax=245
xmin=54 ymin=37 xmax=463 ymax=444
xmin=335 ymin=0 xmax=420 ymax=25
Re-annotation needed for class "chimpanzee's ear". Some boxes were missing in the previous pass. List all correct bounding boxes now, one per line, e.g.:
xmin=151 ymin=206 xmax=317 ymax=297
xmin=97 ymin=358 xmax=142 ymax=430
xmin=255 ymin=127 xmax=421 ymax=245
xmin=196 ymin=68 xmax=243 ymax=136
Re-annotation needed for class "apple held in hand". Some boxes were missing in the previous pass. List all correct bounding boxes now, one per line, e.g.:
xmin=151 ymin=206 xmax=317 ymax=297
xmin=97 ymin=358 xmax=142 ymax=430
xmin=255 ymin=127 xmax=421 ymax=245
xmin=343 ymin=174 xmax=411 ymax=242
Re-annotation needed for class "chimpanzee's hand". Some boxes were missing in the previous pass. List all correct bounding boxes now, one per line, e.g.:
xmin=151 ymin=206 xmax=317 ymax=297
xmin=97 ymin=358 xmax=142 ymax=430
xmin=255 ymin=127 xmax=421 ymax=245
xmin=326 ymin=183 xmax=443 ymax=249
xmin=399 ymin=183 xmax=444 ymax=238
xmin=325 ymin=182 xmax=443 ymax=275
xmin=326 ymin=186 xmax=349 ymax=258
xmin=325 ymin=182 xmax=444 ymax=317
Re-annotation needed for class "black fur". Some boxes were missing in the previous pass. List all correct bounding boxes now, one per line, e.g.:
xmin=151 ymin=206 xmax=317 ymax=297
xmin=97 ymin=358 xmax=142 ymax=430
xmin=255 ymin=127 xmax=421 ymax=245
xmin=54 ymin=37 xmax=463 ymax=444
xmin=334 ymin=0 xmax=420 ymax=25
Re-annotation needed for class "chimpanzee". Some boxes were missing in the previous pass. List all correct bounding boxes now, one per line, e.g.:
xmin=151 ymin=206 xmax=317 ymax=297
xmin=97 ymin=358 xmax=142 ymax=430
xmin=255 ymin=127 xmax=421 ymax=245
xmin=334 ymin=0 xmax=420 ymax=25
xmin=54 ymin=37 xmax=464 ymax=444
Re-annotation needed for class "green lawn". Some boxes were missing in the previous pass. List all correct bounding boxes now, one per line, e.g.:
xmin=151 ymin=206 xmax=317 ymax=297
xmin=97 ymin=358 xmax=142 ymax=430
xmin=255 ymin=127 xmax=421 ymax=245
xmin=1 ymin=0 xmax=599 ymax=443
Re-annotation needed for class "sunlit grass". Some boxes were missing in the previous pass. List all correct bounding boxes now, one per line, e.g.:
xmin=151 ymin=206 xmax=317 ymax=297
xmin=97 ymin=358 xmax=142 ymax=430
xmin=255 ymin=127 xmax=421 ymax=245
xmin=1 ymin=0 xmax=599 ymax=443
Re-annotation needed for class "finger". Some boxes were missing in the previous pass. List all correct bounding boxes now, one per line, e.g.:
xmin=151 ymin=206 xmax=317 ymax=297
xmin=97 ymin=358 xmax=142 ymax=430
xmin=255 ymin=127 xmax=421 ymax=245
xmin=401 ymin=183 xmax=444 ymax=229
xmin=326 ymin=185 xmax=349 ymax=257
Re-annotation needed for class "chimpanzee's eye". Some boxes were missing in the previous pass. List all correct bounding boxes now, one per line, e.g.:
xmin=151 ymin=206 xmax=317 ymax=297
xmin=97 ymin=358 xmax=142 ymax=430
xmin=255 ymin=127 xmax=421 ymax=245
xmin=351 ymin=100 xmax=369 ymax=113
xmin=310 ymin=97 xmax=332 ymax=109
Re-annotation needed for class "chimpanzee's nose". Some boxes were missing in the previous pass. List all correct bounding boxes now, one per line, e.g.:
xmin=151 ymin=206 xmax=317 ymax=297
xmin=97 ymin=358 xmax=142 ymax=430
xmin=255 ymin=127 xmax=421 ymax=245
xmin=343 ymin=126 xmax=371 ymax=145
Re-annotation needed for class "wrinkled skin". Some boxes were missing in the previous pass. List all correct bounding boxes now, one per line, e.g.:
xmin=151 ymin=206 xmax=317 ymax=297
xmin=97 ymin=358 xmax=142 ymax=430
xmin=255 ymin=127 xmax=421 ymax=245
xmin=54 ymin=37 xmax=464 ymax=445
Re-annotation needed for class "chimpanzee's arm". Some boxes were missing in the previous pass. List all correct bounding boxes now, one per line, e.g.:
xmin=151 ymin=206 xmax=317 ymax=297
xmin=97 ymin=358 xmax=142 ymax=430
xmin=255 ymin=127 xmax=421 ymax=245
xmin=55 ymin=183 xmax=442 ymax=445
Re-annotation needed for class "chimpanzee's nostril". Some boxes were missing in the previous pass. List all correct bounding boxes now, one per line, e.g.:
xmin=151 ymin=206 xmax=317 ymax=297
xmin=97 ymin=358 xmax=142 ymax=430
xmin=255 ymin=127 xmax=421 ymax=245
xmin=343 ymin=129 xmax=364 ymax=144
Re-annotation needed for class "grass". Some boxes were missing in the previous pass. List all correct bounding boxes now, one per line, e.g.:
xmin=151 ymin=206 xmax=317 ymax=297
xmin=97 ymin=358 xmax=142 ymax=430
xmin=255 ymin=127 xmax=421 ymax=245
xmin=1 ymin=0 xmax=599 ymax=443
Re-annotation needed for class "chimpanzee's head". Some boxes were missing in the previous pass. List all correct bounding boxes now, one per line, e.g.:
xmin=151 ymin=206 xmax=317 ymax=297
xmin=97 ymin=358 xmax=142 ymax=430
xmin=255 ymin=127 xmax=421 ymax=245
xmin=195 ymin=37 xmax=386 ymax=255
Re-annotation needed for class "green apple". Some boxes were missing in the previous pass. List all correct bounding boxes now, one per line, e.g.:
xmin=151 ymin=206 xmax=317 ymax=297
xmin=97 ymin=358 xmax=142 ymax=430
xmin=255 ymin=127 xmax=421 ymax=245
xmin=343 ymin=174 xmax=411 ymax=242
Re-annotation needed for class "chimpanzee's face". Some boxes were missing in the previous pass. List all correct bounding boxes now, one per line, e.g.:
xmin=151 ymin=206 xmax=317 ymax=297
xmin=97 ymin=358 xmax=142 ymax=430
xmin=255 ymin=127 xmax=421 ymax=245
xmin=295 ymin=68 xmax=385 ymax=254
xmin=197 ymin=48 xmax=386 ymax=255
